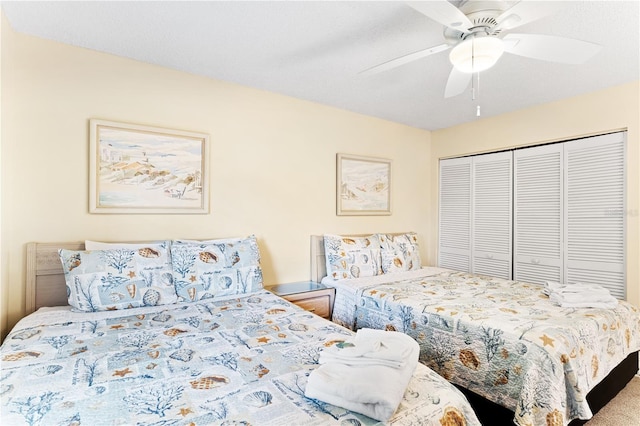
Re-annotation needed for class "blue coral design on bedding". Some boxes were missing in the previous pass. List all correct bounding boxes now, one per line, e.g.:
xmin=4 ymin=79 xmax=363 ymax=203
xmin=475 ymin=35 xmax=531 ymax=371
xmin=327 ymin=268 xmax=640 ymax=426
xmin=0 ymin=290 xmax=480 ymax=425
xmin=171 ymin=236 xmax=264 ymax=302
xmin=59 ymin=241 xmax=177 ymax=312
xmin=323 ymin=234 xmax=382 ymax=280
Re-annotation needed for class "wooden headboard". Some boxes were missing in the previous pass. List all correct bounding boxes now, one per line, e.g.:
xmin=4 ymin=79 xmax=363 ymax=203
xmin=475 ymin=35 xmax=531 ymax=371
xmin=310 ymin=233 xmax=410 ymax=283
xmin=26 ymin=242 xmax=84 ymax=314
xmin=28 ymin=236 xmax=411 ymax=312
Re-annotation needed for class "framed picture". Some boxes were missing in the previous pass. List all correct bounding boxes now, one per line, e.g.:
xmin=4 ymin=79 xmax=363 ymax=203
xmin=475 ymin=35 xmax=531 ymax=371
xmin=89 ymin=119 xmax=209 ymax=214
xmin=336 ymin=153 xmax=392 ymax=216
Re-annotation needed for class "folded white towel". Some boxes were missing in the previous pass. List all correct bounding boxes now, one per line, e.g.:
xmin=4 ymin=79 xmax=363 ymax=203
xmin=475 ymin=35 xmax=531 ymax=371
xmin=555 ymin=299 xmax=619 ymax=309
xmin=305 ymin=329 xmax=419 ymax=422
xmin=544 ymin=281 xmax=609 ymax=296
xmin=549 ymin=292 xmax=618 ymax=309
xmin=545 ymin=281 xmax=618 ymax=308
xmin=550 ymin=292 xmax=614 ymax=304
xmin=319 ymin=328 xmax=415 ymax=369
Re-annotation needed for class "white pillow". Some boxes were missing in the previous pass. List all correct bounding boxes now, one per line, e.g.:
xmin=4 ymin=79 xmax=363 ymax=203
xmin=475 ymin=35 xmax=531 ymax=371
xmin=172 ymin=236 xmax=245 ymax=245
xmin=84 ymin=240 xmax=164 ymax=250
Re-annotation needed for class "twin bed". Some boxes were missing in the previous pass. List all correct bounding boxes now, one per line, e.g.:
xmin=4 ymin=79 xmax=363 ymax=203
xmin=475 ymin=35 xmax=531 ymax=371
xmin=311 ymin=233 xmax=640 ymax=426
xmin=1 ymin=239 xmax=480 ymax=425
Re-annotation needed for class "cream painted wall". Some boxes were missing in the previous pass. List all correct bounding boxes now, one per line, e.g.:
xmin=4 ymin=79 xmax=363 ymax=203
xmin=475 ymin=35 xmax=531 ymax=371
xmin=0 ymin=13 xmax=5 ymax=340
xmin=0 ymin=26 xmax=431 ymax=339
xmin=2 ymin=16 xmax=637 ymax=341
xmin=430 ymin=81 xmax=640 ymax=306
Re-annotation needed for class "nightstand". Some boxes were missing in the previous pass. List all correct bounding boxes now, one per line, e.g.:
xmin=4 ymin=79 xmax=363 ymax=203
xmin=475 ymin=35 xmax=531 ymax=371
xmin=266 ymin=281 xmax=335 ymax=320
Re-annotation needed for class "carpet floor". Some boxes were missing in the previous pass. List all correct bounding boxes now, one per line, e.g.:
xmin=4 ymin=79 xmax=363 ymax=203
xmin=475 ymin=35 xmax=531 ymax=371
xmin=585 ymin=375 xmax=640 ymax=426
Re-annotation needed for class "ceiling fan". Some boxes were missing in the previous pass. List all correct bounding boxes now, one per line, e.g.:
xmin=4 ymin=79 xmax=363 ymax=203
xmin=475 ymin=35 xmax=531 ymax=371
xmin=361 ymin=0 xmax=602 ymax=98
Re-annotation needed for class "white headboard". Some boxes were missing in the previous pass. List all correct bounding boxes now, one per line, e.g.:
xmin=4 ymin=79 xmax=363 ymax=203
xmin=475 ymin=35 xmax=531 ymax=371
xmin=310 ymin=235 xmax=328 ymax=283
xmin=310 ymin=233 xmax=411 ymax=283
xmin=26 ymin=242 xmax=85 ymax=314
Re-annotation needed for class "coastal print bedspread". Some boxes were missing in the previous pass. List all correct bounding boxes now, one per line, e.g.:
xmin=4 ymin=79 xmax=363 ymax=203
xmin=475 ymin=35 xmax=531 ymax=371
xmin=0 ymin=290 xmax=480 ymax=426
xmin=326 ymin=268 xmax=640 ymax=426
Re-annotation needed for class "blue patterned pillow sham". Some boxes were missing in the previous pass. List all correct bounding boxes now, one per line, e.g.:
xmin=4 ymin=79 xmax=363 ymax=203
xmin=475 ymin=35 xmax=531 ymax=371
xmin=59 ymin=241 xmax=176 ymax=312
xmin=171 ymin=235 xmax=263 ymax=302
xmin=323 ymin=234 xmax=381 ymax=280
xmin=377 ymin=232 xmax=421 ymax=273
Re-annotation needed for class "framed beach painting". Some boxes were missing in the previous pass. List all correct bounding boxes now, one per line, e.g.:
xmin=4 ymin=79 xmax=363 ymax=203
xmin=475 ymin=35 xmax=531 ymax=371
xmin=89 ymin=119 xmax=209 ymax=214
xmin=336 ymin=153 xmax=392 ymax=216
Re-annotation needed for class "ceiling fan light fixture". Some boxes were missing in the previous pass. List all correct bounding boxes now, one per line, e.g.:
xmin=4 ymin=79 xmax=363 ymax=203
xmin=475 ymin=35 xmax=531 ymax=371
xmin=449 ymin=36 xmax=504 ymax=73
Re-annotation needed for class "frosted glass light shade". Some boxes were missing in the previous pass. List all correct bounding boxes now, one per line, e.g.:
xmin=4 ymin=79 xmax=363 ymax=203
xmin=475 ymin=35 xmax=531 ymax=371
xmin=449 ymin=36 xmax=504 ymax=73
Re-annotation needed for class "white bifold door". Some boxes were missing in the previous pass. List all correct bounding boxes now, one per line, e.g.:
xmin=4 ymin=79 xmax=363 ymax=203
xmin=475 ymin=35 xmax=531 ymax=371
xmin=440 ymin=132 xmax=626 ymax=298
xmin=563 ymin=133 xmax=626 ymax=298
xmin=513 ymin=144 xmax=563 ymax=285
xmin=514 ymin=132 xmax=626 ymax=298
xmin=438 ymin=157 xmax=472 ymax=272
xmin=439 ymin=151 xmax=513 ymax=280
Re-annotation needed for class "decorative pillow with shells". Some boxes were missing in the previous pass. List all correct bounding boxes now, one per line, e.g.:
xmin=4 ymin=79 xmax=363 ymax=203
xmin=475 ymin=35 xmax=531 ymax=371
xmin=377 ymin=233 xmax=422 ymax=274
xmin=59 ymin=241 xmax=177 ymax=312
xmin=170 ymin=235 xmax=263 ymax=302
xmin=323 ymin=234 xmax=381 ymax=280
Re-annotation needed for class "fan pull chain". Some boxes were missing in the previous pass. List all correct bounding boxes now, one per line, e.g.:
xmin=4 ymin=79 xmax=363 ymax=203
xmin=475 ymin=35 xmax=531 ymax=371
xmin=471 ymin=38 xmax=476 ymax=100
xmin=471 ymin=72 xmax=481 ymax=116
xmin=472 ymin=77 xmax=476 ymax=100
xmin=470 ymin=37 xmax=481 ymax=117
xmin=476 ymin=72 xmax=481 ymax=116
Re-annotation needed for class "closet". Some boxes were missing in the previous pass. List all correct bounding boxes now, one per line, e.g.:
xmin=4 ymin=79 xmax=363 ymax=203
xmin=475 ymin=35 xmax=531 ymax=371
xmin=438 ymin=131 xmax=626 ymax=298
xmin=438 ymin=151 xmax=512 ymax=280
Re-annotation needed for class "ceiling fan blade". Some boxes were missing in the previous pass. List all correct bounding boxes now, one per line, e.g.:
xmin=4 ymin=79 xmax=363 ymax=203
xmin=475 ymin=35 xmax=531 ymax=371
xmin=359 ymin=43 xmax=450 ymax=76
xmin=503 ymin=34 xmax=602 ymax=64
xmin=495 ymin=1 xmax=564 ymax=31
xmin=444 ymin=67 xmax=472 ymax=98
xmin=406 ymin=0 xmax=472 ymax=31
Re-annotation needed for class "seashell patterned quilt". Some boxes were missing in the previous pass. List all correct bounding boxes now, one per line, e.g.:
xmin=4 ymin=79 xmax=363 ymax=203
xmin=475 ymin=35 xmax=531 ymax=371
xmin=0 ymin=290 xmax=480 ymax=425
xmin=325 ymin=267 xmax=640 ymax=426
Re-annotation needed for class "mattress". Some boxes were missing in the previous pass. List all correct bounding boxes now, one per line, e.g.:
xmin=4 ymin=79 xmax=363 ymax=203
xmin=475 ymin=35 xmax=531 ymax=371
xmin=322 ymin=268 xmax=640 ymax=426
xmin=1 ymin=289 xmax=480 ymax=425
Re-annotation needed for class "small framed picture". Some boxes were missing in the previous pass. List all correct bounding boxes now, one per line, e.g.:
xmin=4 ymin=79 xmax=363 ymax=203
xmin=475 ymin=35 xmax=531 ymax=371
xmin=336 ymin=153 xmax=392 ymax=216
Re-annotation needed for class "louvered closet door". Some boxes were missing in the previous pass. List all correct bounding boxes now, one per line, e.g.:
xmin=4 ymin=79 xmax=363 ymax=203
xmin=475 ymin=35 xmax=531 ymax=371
xmin=472 ymin=151 xmax=513 ymax=279
xmin=564 ymin=132 xmax=626 ymax=299
xmin=514 ymin=144 xmax=563 ymax=285
xmin=439 ymin=157 xmax=472 ymax=271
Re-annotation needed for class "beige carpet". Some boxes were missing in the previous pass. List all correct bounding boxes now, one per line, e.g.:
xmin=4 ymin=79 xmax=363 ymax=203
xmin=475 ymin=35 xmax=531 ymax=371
xmin=585 ymin=376 xmax=640 ymax=426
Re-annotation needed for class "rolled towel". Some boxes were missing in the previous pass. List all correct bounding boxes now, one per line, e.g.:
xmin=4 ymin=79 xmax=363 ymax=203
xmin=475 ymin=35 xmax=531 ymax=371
xmin=545 ymin=280 xmax=561 ymax=290
xmin=305 ymin=330 xmax=419 ymax=422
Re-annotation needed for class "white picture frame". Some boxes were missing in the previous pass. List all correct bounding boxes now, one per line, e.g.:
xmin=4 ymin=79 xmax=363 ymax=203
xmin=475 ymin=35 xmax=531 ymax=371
xmin=336 ymin=153 xmax=392 ymax=216
xmin=89 ymin=119 xmax=209 ymax=214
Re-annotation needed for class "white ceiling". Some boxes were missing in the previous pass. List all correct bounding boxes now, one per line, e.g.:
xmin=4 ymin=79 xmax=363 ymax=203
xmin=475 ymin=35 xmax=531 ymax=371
xmin=2 ymin=1 xmax=639 ymax=130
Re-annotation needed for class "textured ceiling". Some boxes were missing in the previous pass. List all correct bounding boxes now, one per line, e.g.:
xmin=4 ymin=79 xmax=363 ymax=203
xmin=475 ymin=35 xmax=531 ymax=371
xmin=2 ymin=1 xmax=639 ymax=130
